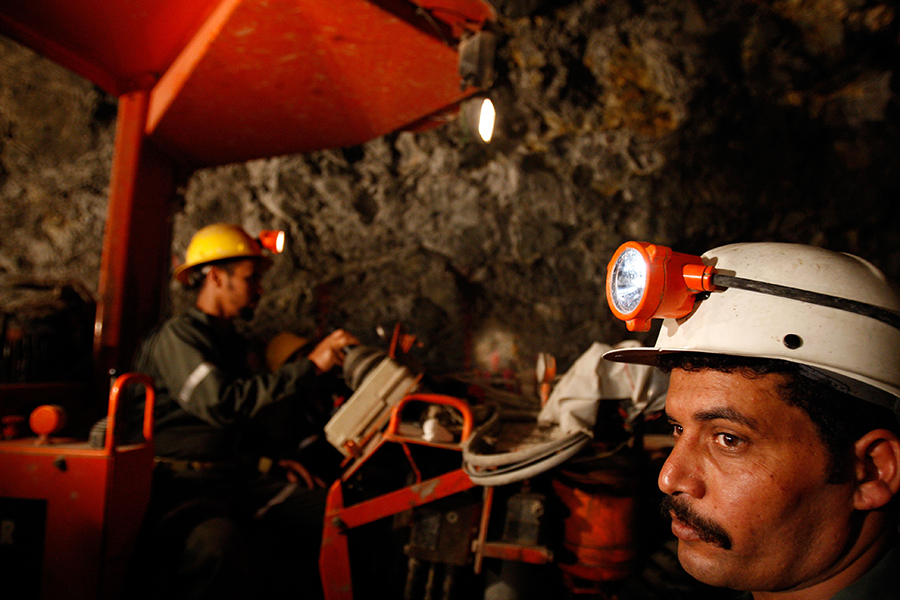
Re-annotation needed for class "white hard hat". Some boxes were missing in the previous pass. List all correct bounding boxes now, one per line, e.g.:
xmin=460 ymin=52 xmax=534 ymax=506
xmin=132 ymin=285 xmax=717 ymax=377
xmin=604 ymin=242 xmax=900 ymax=411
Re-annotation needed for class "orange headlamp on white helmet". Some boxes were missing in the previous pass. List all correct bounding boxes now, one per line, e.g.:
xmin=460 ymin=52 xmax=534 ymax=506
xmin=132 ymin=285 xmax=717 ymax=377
xmin=603 ymin=241 xmax=900 ymax=412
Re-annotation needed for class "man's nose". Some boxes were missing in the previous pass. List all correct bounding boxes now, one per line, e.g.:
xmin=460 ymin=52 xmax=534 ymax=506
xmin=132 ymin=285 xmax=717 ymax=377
xmin=658 ymin=439 xmax=706 ymax=499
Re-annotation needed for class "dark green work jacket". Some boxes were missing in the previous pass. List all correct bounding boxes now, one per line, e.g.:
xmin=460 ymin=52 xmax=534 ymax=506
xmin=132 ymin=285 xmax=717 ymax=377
xmin=130 ymin=307 xmax=320 ymax=462
xmin=733 ymin=541 xmax=900 ymax=600
xmin=831 ymin=542 xmax=900 ymax=599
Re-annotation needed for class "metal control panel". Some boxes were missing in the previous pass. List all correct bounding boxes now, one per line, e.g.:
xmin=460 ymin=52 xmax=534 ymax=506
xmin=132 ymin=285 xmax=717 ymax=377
xmin=324 ymin=349 xmax=419 ymax=456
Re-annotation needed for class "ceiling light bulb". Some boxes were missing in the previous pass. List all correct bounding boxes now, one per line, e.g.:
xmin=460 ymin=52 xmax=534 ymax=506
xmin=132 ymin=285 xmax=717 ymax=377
xmin=478 ymin=98 xmax=495 ymax=142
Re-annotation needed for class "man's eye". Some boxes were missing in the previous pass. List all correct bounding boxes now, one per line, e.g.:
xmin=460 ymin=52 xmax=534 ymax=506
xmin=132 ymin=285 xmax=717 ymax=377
xmin=671 ymin=423 xmax=683 ymax=437
xmin=715 ymin=432 xmax=743 ymax=448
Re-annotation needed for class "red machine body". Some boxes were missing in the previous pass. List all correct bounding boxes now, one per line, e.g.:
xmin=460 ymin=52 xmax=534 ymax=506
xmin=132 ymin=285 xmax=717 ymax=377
xmin=0 ymin=4 xmax=660 ymax=598
xmin=320 ymin=393 xmax=482 ymax=599
xmin=318 ymin=383 xmax=642 ymax=599
xmin=0 ymin=374 xmax=155 ymax=600
xmin=0 ymin=3 xmax=497 ymax=598
xmin=552 ymin=467 xmax=640 ymax=586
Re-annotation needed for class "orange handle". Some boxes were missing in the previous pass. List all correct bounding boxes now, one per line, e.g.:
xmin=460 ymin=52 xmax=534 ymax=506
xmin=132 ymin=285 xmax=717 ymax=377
xmin=106 ymin=372 xmax=155 ymax=453
xmin=386 ymin=393 xmax=474 ymax=443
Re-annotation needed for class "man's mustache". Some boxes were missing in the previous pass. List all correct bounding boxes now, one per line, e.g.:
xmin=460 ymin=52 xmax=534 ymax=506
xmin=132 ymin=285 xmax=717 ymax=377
xmin=661 ymin=495 xmax=733 ymax=550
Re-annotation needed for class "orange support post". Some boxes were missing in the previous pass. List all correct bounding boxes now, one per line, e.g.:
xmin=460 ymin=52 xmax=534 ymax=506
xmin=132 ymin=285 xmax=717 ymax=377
xmin=94 ymin=89 xmax=178 ymax=388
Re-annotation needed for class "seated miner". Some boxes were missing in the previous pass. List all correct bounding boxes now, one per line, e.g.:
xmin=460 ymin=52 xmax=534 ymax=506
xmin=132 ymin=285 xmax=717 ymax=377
xmin=128 ymin=222 xmax=358 ymax=600
xmin=602 ymin=241 xmax=900 ymax=599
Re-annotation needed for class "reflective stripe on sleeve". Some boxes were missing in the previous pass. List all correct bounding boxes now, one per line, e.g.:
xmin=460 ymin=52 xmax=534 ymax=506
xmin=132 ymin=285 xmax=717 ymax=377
xmin=178 ymin=362 xmax=214 ymax=406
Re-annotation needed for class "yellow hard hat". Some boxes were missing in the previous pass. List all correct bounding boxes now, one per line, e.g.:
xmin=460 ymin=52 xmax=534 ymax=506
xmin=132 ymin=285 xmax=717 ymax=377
xmin=173 ymin=223 xmax=265 ymax=284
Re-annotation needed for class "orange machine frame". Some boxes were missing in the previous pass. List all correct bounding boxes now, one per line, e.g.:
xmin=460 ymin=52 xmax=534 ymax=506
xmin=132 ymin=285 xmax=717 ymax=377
xmin=319 ymin=392 xmax=555 ymax=600
xmin=0 ymin=374 xmax=155 ymax=600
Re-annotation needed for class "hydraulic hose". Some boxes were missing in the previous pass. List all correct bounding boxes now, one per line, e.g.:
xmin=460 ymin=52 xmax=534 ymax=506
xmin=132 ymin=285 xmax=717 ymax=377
xmin=461 ymin=407 xmax=591 ymax=486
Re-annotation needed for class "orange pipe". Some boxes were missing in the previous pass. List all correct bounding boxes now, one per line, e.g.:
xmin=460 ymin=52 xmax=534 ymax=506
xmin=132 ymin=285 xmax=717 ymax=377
xmin=385 ymin=393 xmax=474 ymax=442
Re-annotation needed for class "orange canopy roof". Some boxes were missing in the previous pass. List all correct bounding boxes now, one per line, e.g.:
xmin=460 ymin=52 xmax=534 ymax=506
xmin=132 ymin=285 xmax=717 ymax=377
xmin=0 ymin=0 xmax=494 ymax=167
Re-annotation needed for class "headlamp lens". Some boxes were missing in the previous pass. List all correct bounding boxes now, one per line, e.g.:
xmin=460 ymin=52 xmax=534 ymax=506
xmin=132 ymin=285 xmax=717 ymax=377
xmin=610 ymin=247 xmax=648 ymax=315
xmin=606 ymin=241 xmax=716 ymax=331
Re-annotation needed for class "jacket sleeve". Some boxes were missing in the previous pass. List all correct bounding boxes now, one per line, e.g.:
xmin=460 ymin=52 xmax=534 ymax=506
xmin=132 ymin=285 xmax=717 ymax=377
xmin=148 ymin=317 xmax=318 ymax=428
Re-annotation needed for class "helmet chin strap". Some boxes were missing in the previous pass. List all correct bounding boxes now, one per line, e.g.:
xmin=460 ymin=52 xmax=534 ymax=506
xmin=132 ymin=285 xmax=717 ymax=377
xmin=712 ymin=274 xmax=900 ymax=332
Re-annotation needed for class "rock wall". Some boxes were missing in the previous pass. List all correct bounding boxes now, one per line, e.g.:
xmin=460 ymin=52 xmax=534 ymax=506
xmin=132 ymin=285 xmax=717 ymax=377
xmin=3 ymin=0 xmax=900 ymax=382
xmin=0 ymin=35 xmax=116 ymax=289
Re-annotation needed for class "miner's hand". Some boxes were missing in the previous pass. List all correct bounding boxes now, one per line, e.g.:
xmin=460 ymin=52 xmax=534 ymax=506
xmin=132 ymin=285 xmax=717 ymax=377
xmin=307 ymin=329 xmax=359 ymax=373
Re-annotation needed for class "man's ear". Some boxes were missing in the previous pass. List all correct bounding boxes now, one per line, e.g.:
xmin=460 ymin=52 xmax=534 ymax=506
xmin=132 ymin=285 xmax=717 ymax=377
xmin=205 ymin=265 xmax=226 ymax=288
xmin=852 ymin=429 xmax=900 ymax=511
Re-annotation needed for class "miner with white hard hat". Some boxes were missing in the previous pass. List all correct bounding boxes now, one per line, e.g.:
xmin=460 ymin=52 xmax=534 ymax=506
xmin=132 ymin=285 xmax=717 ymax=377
xmin=603 ymin=241 xmax=900 ymax=599
xmin=129 ymin=223 xmax=358 ymax=600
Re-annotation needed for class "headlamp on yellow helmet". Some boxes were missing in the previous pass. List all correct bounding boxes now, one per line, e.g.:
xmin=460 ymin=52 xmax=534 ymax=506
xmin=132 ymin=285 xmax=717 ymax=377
xmin=173 ymin=223 xmax=285 ymax=285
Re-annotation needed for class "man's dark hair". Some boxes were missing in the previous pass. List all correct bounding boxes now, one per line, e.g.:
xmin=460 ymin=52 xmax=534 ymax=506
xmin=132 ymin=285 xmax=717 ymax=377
xmin=656 ymin=352 xmax=900 ymax=484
